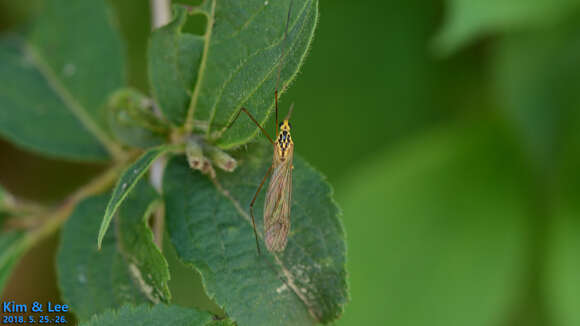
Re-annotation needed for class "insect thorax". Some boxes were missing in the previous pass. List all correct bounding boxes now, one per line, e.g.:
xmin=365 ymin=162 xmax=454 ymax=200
xmin=276 ymin=120 xmax=293 ymax=160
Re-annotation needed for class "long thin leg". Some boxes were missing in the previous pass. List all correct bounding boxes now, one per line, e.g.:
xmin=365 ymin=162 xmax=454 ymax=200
xmin=249 ymin=163 xmax=273 ymax=255
xmin=227 ymin=107 xmax=274 ymax=145
xmin=274 ymin=0 xmax=294 ymax=136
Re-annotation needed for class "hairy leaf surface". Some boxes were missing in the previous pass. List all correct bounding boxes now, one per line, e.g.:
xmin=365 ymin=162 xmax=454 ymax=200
xmin=98 ymin=145 xmax=176 ymax=249
xmin=81 ymin=304 xmax=215 ymax=326
xmin=117 ymin=179 xmax=171 ymax=304
xmin=163 ymin=143 xmax=347 ymax=325
xmin=184 ymin=0 xmax=318 ymax=148
xmin=58 ymin=195 xmax=147 ymax=322
xmin=148 ymin=5 xmax=204 ymax=126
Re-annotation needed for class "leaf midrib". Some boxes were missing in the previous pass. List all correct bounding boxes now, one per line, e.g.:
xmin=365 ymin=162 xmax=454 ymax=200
xmin=184 ymin=0 xmax=312 ymax=139
xmin=209 ymin=176 xmax=320 ymax=322
xmin=208 ymin=0 xmax=312 ymax=142
xmin=184 ymin=0 xmax=217 ymax=133
xmin=24 ymin=42 xmax=123 ymax=159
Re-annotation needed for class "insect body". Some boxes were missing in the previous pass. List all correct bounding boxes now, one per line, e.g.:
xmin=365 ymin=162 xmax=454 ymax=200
xmin=264 ymin=118 xmax=294 ymax=252
xmin=225 ymin=0 xmax=296 ymax=254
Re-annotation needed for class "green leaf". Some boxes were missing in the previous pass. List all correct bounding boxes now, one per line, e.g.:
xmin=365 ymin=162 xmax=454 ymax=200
xmin=187 ymin=0 xmax=318 ymax=148
xmin=545 ymin=204 xmax=580 ymax=326
xmin=0 ymin=36 xmax=109 ymax=161
xmin=543 ymin=110 xmax=580 ymax=326
xmin=434 ymin=0 xmax=580 ymax=55
xmin=58 ymin=195 xmax=148 ymax=322
xmin=117 ymin=179 xmax=171 ymax=303
xmin=98 ymin=145 xmax=177 ymax=249
xmin=163 ymin=143 xmax=347 ymax=325
xmin=0 ymin=231 xmax=28 ymax=294
xmin=210 ymin=321 xmax=236 ymax=326
xmin=492 ymin=25 xmax=580 ymax=172
xmin=336 ymin=122 xmax=531 ymax=325
xmin=163 ymin=230 xmax=224 ymax=316
xmin=148 ymin=5 xmax=204 ymax=126
xmin=0 ymin=0 xmax=125 ymax=161
xmin=80 ymin=304 xmax=215 ymax=326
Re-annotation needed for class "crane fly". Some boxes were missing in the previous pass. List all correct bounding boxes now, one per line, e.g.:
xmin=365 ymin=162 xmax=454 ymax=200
xmin=226 ymin=0 xmax=296 ymax=254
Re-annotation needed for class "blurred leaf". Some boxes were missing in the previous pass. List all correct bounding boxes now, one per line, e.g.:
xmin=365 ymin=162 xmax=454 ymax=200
xmin=58 ymin=195 xmax=147 ymax=322
xmin=0 ymin=0 xmax=126 ymax=161
xmin=545 ymin=205 xmax=580 ymax=326
xmin=148 ymin=5 xmax=204 ymax=126
xmin=107 ymin=0 xmax=151 ymax=92
xmin=337 ymin=122 xmax=531 ymax=326
xmin=80 ymin=304 xmax=215 ymax=326
xmin=492 ymin=29 xmax=580 ymax=326
xmin=435 ymin=0 xmax=580 ymax=54
xmin=283 ymin=0 xmax=480 ymax=183
xmin=493 ymin=25 xmax=580 ymax=172
xmin=0 ymin=184 xmax=5 ymax=206
xmin=0 ymin=36 xmax=110 ymax=161
xmin=107 ymin=88 xmax=168 ymax=149
xmin=543 ymin=111 xmax=580 ymax=326
xmin=187 ymin=0 xmax=317 ymax=148
xmin=28 ymin=0 xmax=124 ymax=127
xmin=117 ymin=179 xmax=171 ymax=303
xmin=98 ymin=145 xmax=176 ymax=249
xmin=163 ymin=143 xmax=347 ymax=325
xmin=0 ymin=231 xmax=28 ymax=293
xmin=0 ymin=183 xmax=13 ymax=212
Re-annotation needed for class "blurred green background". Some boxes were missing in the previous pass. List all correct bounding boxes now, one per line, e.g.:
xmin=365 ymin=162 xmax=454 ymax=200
xmin=2 ymin=0 xmax=580 ymax=325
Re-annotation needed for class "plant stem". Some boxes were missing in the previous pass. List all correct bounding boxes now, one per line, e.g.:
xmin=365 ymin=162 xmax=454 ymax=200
xmin=152 ymin=204 xmax=165 ymax=248
xmin=150 ymin=0 xmax=171 ymax=28
xmin=23 ymin=163 xmax=124 ymax=249
xmin=149 ymin=0 xmax=172 ymax=249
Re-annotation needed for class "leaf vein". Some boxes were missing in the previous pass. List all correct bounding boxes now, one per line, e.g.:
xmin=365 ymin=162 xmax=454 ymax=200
xmin=209 ymin=175 xmax=320 ymax=321
xmin=209 ymin=0 xmax=312 ymax=139
xmin=24 ymin=43 xmax=122 ymax=159
xmin=185 ymin=0 xmax=216 ymax=132
xmin=212 ymin=4 xmax=268 ymax=46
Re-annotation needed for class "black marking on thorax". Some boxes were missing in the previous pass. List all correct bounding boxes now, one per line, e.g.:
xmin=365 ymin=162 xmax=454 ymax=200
xmin=277 ymin=130 xmax=292 ymax=156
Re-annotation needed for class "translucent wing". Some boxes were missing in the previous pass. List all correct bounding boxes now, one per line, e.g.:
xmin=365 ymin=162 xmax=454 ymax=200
xmin=263 ymin=145 xmax=293 ymax=252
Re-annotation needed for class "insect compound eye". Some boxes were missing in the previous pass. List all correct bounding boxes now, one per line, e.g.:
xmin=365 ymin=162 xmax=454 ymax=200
xmin=288 ymin=122 xmax=292 ymax=129
xmin=279 ymin=122 xmax=284 ymax=128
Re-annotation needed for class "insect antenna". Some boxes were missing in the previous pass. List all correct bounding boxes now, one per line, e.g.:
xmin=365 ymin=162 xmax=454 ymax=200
xmin=275 ymin=0 xmax=295 ymax=135
xmin=285 ymin=102 xmax=295 ymax=120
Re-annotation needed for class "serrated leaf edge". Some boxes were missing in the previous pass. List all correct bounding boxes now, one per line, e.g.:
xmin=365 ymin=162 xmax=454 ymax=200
xmin=209 ymin=0 xmax=316 ymax=141
xmin=208 ymin=175 xmax=320 ymax=321
xmin=117 ymin=198 xmax=172 ymax=303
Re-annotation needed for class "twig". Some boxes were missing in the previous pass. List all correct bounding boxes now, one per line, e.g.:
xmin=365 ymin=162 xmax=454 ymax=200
xmin=152 ymin=204 xmax=165 ymax=248
xmin=22 ymin=163 xmax=124 ymax=249
xmin=149 ymin=0 xmax=172 ymax=249
xmin=150 ymin=0 xmax=172 ymax=28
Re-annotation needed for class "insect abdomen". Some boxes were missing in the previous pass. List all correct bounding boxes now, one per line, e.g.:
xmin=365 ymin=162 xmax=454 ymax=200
xmin=263 ymin=159 xmax=293 ymax=252
xmin=265 ymin=221 xmax=290 ymax=252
